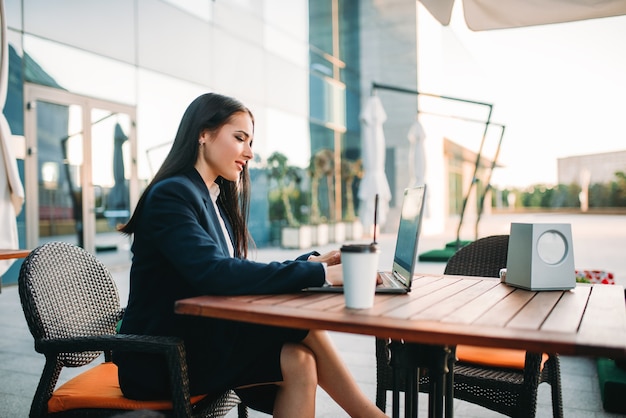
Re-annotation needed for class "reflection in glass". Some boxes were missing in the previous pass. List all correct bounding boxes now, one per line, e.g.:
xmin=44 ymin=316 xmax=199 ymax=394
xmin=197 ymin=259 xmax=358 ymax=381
xmin=161 ymin=0 xmax=213 ymax=21
xmin=136 ymin=68 xmax=207 ymax=181
xmin=310 ymin=73 xmax=346 ymax=129
xmin=36 ymin=100 xmax=134 ymax=254
xmin=24 ymin=35 xmax=136 ymax=105
xmin=91 ymin=109 xmax=133 ymax=252
xmin=309 ymin=0 xmax=333 ymax=56
xmin=37 ymin=102 xmax=82 ymax=246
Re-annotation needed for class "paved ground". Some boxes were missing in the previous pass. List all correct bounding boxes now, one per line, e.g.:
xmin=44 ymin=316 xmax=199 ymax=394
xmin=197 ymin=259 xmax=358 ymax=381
xmin=1 ymin=212 xmax=625 ymax=417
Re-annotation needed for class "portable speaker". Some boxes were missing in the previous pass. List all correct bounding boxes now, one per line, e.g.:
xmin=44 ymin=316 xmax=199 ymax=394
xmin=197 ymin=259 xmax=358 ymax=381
xmin=505 ymin=223 xmax=575 ymax=291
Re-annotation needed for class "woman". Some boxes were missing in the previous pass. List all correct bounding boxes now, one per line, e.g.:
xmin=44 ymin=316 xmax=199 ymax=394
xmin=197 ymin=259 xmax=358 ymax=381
xmin=114 ymin=93 xmax=386 ymax=417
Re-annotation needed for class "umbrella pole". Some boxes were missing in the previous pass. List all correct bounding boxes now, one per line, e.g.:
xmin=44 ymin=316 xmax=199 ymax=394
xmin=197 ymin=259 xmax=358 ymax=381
xmin=474 ymin=124 xmax=505 ymax=239
xmin=370 ymin=82 xmax=496 ymax=251
xmin=454 ymin=107 xmax=492 ymax=250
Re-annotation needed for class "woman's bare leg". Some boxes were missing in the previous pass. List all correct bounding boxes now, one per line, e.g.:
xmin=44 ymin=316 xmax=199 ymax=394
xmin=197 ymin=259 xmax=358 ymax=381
xmin=301 ymin=330 xmax=387 ymax=417
xmin=273 ymin=342 xmax=318 ymax=418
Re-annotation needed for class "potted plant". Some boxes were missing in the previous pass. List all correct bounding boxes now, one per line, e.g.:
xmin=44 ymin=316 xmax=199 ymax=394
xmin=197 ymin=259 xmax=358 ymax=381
xmin=309 ymin=148 xmax=345 ymax=243
xmin=267 ymin=152 xmax=311 ymax=249
xmin=309 ymin=149 xmax=334 ymax=246
xmin=342 ymin=158 xmax=363 ymax=240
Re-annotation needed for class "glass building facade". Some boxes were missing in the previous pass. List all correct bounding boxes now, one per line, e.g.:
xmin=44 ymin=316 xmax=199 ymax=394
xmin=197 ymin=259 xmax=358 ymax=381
xmin=308 ymin=0 xmax=360 ymax=225
xmin=2 ymin=0 xmax=436 ymax=285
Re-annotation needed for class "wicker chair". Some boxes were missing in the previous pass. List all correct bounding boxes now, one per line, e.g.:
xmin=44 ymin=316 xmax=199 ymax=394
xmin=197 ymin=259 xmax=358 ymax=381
xmin=18 ymin=241 xmax=247 ymax=418
xmin=375 ymin=235 xmax=564 ymax=417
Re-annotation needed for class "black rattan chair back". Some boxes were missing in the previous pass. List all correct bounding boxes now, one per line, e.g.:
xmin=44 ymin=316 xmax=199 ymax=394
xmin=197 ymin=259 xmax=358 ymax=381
xmin=444 ymin=234 xmax=509 ymax=278
xmin=19 ymin=241 xmax=122 ymax=367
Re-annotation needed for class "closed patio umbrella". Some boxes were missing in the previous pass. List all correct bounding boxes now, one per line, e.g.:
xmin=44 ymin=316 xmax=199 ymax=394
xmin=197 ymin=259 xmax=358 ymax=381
xmin=0 ymin=0 xmax=24 ymax=275
xmin=106 ymin=122 xmax=129 ymax=226
xmin=407 ymin=117 xmax=426 ymax=188
xmin=358 ymin=95 xmax=391 ymax=235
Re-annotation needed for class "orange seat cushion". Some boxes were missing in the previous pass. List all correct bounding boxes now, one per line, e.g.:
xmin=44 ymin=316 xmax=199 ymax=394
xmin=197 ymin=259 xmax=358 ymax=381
xmin=48 ymin=362 xmax=206 ymax=413
xmin=456 ymin=345 xmax=549 ymax=370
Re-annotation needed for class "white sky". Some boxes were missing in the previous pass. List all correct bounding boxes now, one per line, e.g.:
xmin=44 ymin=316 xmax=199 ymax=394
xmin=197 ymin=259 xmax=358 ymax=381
xmin=418 ymin=3 xmax=626 ymax=188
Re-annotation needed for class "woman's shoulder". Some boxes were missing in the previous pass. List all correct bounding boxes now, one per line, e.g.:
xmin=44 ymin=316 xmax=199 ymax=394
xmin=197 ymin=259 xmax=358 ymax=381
xmin=154 ymin=173 xmax=191 ymax=187
xmin=153 ymin=170 xmax=202 ymax=190
xmin=149 ymin=172 xmax=205 ymax=201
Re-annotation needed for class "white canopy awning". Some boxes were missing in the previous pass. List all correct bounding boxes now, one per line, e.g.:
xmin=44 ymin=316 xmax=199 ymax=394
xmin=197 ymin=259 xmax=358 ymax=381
xmin=420 ymin=0 xmax=626 ymax=31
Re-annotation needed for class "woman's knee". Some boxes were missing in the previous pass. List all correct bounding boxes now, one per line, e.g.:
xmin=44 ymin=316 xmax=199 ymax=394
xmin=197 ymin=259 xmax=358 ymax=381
xmin=281 ymin=343 xmax=317 ymax=385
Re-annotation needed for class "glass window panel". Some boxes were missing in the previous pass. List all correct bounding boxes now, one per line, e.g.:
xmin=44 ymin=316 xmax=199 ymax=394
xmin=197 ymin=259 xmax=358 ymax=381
xmin=265 ymin=107 xmax=310 ymax=169
xmin=309 ymin=74 xmax=325 ymax=123
xmin=328 ymin=79 xmax=346 ymax=128
xmin=264 ymin=0 xmax=308 ymax=41
xmin=137 ymin=0 xmax=212 ymax=86
xmin=213 ymin=28 xmax=266 ymax=103
xmin=309 ymin=0 xmax=333 ymax=56
xmin=23 ymin=0 xmax=135 ymax=64
xmin=91 ymin=108 xmax=133 ymax=248
xmin=37 ymin=101 xmax=81 ymax=245
xmin=338 ymin=0 xmax=359 ymax=63
xmin=266 ymin=55 xmax=308 ymax=116
xmin=344 ymin=80 xmax=361 ymax=132
xmin=310 ymin=123 xmax=334 ymax=155
xmin=310 ymin=51 xmax=333 ymax=77
xmin=309 ymin=73 xmax=346 ymax=129
xmin=342 ymin=125 xmax=360 ymax=161
xmin=23 ymin=35 xmax=136 ymax=105
xmin=227 ymin=0 xmax=260 ymax=13
xmin=5 ymin=0 xmax=22 ymax=31
xmin=162 ymin=0 xmax=214 ymax=21
xmin=265 ymin=25 xmax=308 ymax=67
xmin=136 ymin=69 xmax=206 ymax=181
xmin=91 ymin=109 xmax=123 ymax=189
xmin=6 ymin=33 xmax=24 ymax=135
xmin=213 ymin=1 xmax=263 ymax=46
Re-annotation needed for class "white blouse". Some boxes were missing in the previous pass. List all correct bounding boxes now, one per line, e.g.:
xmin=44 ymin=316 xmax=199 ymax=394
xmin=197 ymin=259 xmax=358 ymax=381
xmin=208 ymin=182 xmax=235 ymax=258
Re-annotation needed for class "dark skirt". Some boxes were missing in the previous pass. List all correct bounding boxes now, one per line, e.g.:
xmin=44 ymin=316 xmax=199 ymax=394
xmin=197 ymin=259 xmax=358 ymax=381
xmin=116 ymin=317 xmax=308 ymax=414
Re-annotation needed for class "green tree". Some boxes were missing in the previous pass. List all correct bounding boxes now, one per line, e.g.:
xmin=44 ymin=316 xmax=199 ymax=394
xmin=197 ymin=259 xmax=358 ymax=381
xmin=267 ymin=152 xmax=301 ymax=227
xmin=614 ymin=171 xmax=626 ymax=206
xmin=309 ymin=149 xmax=333 ymax=224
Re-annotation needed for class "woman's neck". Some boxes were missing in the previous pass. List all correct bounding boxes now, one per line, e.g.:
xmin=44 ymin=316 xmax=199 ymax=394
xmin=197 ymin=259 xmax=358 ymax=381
xmin=194 ymin=161 xmax=217 ymax=189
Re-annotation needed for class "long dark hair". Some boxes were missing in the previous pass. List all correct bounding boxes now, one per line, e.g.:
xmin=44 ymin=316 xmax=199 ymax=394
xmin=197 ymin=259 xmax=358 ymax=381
xmin=119 ymin=93 xmax=253 ymax=258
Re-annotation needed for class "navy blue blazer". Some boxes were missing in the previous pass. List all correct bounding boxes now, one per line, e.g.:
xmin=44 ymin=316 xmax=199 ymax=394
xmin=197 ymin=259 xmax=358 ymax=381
xmin=114 ymin=169 xmax=325 ymax=398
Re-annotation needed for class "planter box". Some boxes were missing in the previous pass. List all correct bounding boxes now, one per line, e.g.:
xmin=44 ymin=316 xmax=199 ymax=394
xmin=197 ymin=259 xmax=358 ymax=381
xmin=598 ymin=357 xmax=626 ymax=414
xmin=344 ymin=220 xmax=363 ymax=241
xmin=311 ymin=224 xmax=329 ymax=246
xmin=281 ymin=225 xmax=312 ymax=249
xmin=330 ymin=222 xmax=346 ymax=243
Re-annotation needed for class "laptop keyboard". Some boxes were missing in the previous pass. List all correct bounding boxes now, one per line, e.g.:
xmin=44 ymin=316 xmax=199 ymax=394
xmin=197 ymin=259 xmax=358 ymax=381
xmin=379 ymin=271 xmax=403 ymax=288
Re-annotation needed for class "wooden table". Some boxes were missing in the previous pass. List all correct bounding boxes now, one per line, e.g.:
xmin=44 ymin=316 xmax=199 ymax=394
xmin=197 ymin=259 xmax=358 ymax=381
xmin=175 ymin=274 xmax=626 ymax=416
xmin=0 ymin=249 xmax=30 ymax=293
xmin=0 ymin=249 xmax=30 ymax=260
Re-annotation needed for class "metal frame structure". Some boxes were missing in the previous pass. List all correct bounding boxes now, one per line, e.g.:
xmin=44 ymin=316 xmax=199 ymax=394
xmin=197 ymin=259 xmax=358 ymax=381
xmin=370 ymin=82 xmax=505 ymax=247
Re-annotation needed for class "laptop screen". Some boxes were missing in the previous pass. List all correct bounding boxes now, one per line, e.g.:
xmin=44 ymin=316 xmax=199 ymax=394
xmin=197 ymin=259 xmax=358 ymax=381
xmin=392 ymin=185 xmax=427 ymax=285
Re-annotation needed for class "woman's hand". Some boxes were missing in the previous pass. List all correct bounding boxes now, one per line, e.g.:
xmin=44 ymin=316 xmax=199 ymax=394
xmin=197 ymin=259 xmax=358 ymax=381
xmin=308 ymin=250 xmax=341 ymax=266
xmin=317 ymin=259 xmax=382 ymax=287
xmin=324 ymin=264 xmax=343 ymax=286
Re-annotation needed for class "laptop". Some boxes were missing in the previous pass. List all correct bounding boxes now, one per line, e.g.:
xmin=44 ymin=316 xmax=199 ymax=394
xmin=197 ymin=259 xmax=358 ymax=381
xmin=305 ymin=184 xmax=427 ymax=294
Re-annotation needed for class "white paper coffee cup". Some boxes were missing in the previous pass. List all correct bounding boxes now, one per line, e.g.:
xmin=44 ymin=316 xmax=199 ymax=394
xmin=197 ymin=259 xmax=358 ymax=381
xmin=341 ymin=244 xmax=380 ymax=309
